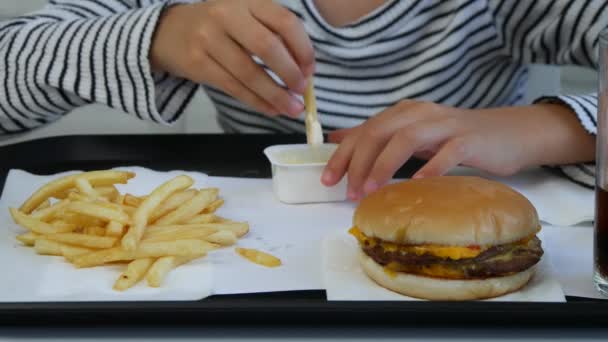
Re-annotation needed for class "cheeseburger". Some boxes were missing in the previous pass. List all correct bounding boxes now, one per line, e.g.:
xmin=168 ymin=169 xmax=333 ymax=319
xmin=349 ymin=176 xmax=543 ymax=300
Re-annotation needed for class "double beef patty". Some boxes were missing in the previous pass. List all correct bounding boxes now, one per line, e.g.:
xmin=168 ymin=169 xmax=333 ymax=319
xmin=363 ymin=237 xmax=543 ymax=279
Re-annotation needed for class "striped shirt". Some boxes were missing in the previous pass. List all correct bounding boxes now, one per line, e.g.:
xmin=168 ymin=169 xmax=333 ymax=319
xmin=0 ymin=0 xmax=604 ymax=187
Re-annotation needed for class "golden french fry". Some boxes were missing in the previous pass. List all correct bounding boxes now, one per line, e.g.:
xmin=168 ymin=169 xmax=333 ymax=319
xmin=236 ymin=248 xmax=282 ymax=268
xmin=146 ymin=254 xmax=203 ymax=288
xmin=45 ymin=233 xmax=116 ymax=249
xmin=122 ymin=175 xmax=194 ymax=251
xmin=84 ymin=226 xmax=106 ymax=236
xmin=67 ymin=201 xmax=129 ymax=224
xmin=34 ymin=239 xmax=64 ymax=255
xmin=105 ymin=221 xmax=125 ymax=237
xmin=50 ymin=220 xmax=78 ymax=232
xmin=201 ymin=198 xmax=224 ymax=214
xmin=16 ymin=231 xmax=40 ymax=246
xmin=67 ymin=192 xmax=93 ymax=202
xmin=135 ymin=239 xmax=212 ymax=258
xmin=142 ymin=226 xmax=218 ymax=243
xmin=75 ymin=178 xmax=98 ymax=199
xmin=154 ymin=188 xmax=218 ymax=226
xmin=20 ymin=170 xmax=135 ymax=214
xmin=35 ymin=239 xmax=93 ymax=257
xmin=70 ymin=247 xmax=134 ymax=268
xmin=30 ymin=199 xmax=71 ymax=221
xmin=56 ymin=212 xmax=105 ymax=228
xmin=149 ymin=189 xmax=198 ymax=222
xmin=10 ymin=208 xmax=74 ymax=234
xmin=114 ymin=193 xmax=126 ymax=205
xmin=34 ymin=199 xmax=51 ymax=212
xmin=205 ymin=230 xmax=237 ymax=246
xmin=184 ymin=213 xmax=216 ymax=224
xmin=210 ymin=215 xmax=230 ymax=223
xmin=113 ymin=258 xmax=155 ymax=291
xmin=95 ymin=185 xmax=119 ymax=202
xmin=123 ymin=194 xmax=144 ymax=207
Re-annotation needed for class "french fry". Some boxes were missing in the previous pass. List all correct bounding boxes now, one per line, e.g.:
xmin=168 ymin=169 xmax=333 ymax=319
xmin=30 ymin=199 xmax=71 ymax=221
xmin=95 ymin=185 xmax=119 ymax=202
xmin=16 ymin=231 xmax=40 ymax=246
xmin=142 ymin=226 xmax=218 ymax=243
xmin=205 ymin=230 xmax=237 ymax=246
xmin=201 ymin=198 xmax=224 ymax=214
xmin=50 ymin=220 xmax=78 ymax=232
xmin=75 ymin=178 xmax=98 ymax=199
xmin=10 ymin=208 xmax=75 ymax=234
xmin=154 ymin=188 xmax=218 ymax=226
xmin=113 ymin=258 xmax=155 ymax=291
xmin=123 ymin=194 xmax=144 ymax=207
xmin=34 ymin=199 xmax=51 ymax=212
xmin=35 ymin=239 xmax=93 ymax=257
xmin=184 ymin=213 xmax=216 ymax=224
xmin=34 ymin=239 xmax=64 ymax=256
xmin=56 ymin=212 xmax=105 ymax=228
xmin=146 ymin=254 xmax=203 ymax=287
xmin=105 ymin=221 xmax=125 ymax=237
xmin=20 ymin=170 xmax=135 ymax=214
xmin=149 ymin=189 xmax=198 ymax=222
xmin=71 ymin=247 xmax=134 ymax=268
xmin=83 ymin=226 xmax=106 ymax=236
xmin=135 ymin=239 xmax=212 ymax=258
xmin=122 ymin=175 xmax=194 ymax=251
xmin=45 ymin=233 xmax=117 ymax=249
xmin=114 ymin=193 xmax=126 ymax=205
xmin=67 ymin=201 xmax=129 ymax=224
xmin=67 ymin=192 xmax=93 ymax=202
xmin=236 ymin=248 xmax=282 ymax=268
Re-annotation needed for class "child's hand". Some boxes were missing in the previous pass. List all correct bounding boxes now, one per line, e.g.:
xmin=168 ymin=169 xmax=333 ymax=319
xmin=321 ymin=101 xmax=594 ymax=201
xmin=151 ymin=0 xmax=314 ymax=117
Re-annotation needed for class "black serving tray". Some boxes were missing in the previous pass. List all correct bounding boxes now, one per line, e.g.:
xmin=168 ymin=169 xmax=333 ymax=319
xmin=0 ymin=134 xmax=605 ymax=327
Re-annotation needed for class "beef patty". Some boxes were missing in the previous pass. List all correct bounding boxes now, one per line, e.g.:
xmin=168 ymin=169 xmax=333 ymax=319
xmin=363 ymin=237 xmax=543 ymax=279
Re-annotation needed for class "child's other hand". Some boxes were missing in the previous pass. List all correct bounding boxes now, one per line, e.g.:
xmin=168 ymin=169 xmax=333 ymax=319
xmin=151 ymin=0 xmax=314 ymax=117
xmin=321 ymin=101 xmax=594 ymax=201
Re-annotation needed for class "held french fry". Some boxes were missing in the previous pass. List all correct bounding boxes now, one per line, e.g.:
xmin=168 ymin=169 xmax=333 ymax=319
xmin=67 ymin=201 xmax=129 ymax=224
xmin=149 ymin=189 xmax=198 ymax=223
xmin=122 ymin=175 xmax=194 ymax=251
xmin=10 ymin=208 xmax=75 ymax=234
xmin=45 ymin=233 xmax=117 ymax=249
xmin=236 ymin=248 xmax=282 ymax=268
xmin=146 ymin=254 xmax=203 ymax=287
xmin=20 ymin=170 xmax=135 ymax=214
xmin=113 ymin=258 xmax=155 ymax=291
xmin=154 ymin=188 xmax=219 ymax=226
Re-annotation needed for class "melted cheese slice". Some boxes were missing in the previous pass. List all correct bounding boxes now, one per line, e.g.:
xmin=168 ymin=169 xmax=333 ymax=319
xmin=349 ymin=227 xmax=484 ymax=260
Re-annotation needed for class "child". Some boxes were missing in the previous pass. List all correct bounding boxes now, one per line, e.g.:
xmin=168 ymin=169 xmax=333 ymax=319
xmin=0 ymin=0 xmax=601 ymax=199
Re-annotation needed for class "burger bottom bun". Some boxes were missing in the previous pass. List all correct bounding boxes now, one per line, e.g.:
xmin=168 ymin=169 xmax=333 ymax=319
xmin=359 ymin=251 xmax=535 ymax=301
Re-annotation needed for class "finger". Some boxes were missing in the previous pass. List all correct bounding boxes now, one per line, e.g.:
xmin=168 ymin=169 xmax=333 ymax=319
xmin=206 ymin=33 xmax=304 ymax=117
xmin=363 ymin=120 xmax=456 ymax=194
xmin=346 ymin=130 xmax=392 ymax=200
xmin=201 ymin=54 xmax=279 ymax=115
xmin=328 ymin=127 xmax=357 ymax=143
xmin=413 ymin=137 xmax=471 ymax=178
xmin=251 ymin=2 xmax=315 ymax=77
xmin=322 ymin=133 xmax=358 ymax=189
xmin=227 ymin=13 xmax=307 ymax=94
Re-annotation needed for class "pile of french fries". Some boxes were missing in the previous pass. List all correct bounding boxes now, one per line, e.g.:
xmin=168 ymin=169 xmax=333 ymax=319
xmin=9 ymin=170 xmax=253 ymax=291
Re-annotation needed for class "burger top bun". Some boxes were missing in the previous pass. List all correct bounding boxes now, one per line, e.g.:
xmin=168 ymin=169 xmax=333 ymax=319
xmin=353 ymin=176 xmax=540 ymax=246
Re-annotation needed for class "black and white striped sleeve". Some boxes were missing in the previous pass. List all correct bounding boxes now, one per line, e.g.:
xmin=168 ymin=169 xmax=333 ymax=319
xmin=491 ymin=0 xmax=608 ymax=187
xmin=0 ymin=0 xmax=199 ymax=136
